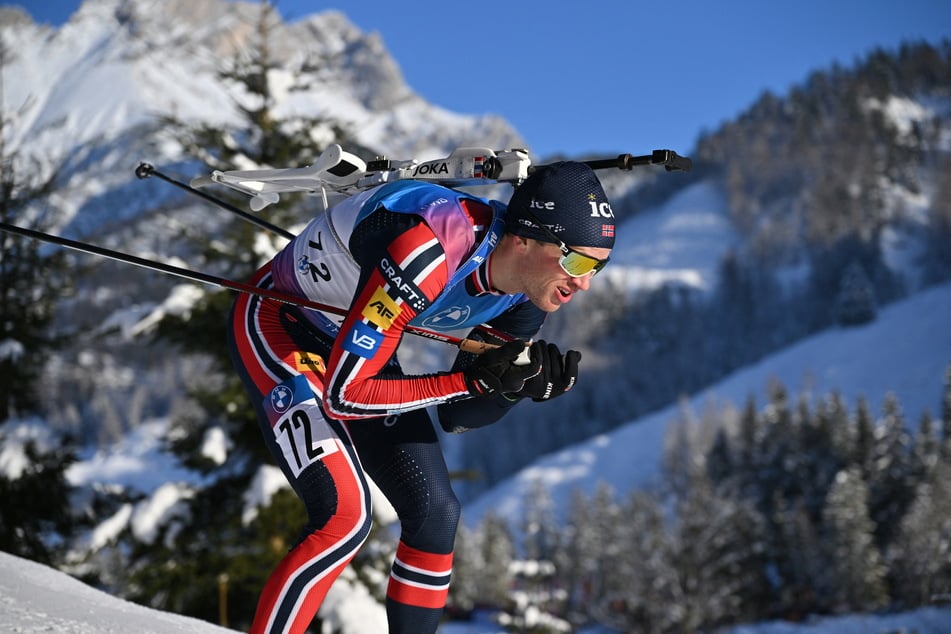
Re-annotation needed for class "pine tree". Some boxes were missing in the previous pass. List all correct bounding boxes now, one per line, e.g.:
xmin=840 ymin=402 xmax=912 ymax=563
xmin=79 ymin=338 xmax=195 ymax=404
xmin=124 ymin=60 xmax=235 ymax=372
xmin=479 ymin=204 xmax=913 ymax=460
xmin=819 ymin=466 xmax=889 ymax=613
xmin=558 ymin=491 xmax=595 ymax=621
xmin=666 ymin=444 xmax=770 ymax=631
xmin=585 ymin=482 xmax=623 ymax=604
xmin=888 ymin=461 xmax=951 ymax=607
xmin=0 ymin=33 xmax=78 ymax=565
xmin=446 ymin=521 xmax=480 ymax=616
xmin=796 ymin=393 xmax=845 ymax=522
xmin=821 ymin=391 xmax=853 ymax=466
xmin=606 ymin=490 xmax=676 ymax=634
xmin=834 ymin=260 xmax=877 ymax=326
xmin=706 ymin=427 xmax=735 ymax=485
xmin=490 ymin=481 xmax=571 ymax=633
xmin=520 ymin=478 xmax=560 ymax=564
xmin=560 ymin=483 xmax=621 ymax=626
xmin=866 ymin=393 xmax=916 ymax=548
xmin=476 ymin=511 xmax=516 ymax=608
xmin=757 ymin=381 xmax=799 ymax=518
xmin=941 ymin=365 xmax=951 ymax=461
xmin=734 ymin=395 xmax=761 ymax=501
xmin=0 ymin=428 xmax=78 ymax=564
xmin=0 ymin=37 xmax=67 ymax=421
xmin=910 ymin=410 xmax=940 ymax=484
xmin=497 ymin=558 xmax=571 ymax=633
xmin=772 ymin=496 xmax=826 ymax=616
xmin=852 ymin=396 xmax=876 ymax=477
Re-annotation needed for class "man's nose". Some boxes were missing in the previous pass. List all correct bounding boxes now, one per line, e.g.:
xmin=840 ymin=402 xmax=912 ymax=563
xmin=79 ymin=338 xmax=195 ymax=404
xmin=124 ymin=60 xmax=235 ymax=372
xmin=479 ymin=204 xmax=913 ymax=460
xmin=571 ymin=273 xmax=593 ymax=291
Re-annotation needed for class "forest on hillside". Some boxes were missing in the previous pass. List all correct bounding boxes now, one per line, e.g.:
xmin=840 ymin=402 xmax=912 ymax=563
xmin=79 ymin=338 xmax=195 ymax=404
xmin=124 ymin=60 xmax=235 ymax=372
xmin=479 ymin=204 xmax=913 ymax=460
xmin=448 ymin=378 xmax=951 ymax=633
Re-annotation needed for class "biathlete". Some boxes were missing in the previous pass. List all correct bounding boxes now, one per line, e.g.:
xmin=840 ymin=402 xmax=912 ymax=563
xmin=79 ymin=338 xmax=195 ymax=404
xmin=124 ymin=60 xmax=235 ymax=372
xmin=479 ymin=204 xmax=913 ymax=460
xmin=228 ymin=160 xmax=615 ymax=633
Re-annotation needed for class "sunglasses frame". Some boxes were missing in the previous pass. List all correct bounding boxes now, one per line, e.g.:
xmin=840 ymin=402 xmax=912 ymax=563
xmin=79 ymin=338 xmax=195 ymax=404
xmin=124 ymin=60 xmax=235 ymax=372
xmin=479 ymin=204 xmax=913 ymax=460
xmin=521 ymin=210 xmax=610 ymax=277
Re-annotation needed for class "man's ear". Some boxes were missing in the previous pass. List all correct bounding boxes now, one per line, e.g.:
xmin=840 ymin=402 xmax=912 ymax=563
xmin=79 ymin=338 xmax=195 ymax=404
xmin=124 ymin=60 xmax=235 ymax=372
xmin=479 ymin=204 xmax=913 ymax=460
xmin=506 ymin=233 xmax=532 ymax=252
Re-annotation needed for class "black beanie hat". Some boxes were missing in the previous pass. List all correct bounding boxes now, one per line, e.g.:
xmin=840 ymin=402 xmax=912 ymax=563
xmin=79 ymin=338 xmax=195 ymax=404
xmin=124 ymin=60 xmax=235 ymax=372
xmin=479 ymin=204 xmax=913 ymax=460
xmin=505 ymin=161 xmax=615 ymax=249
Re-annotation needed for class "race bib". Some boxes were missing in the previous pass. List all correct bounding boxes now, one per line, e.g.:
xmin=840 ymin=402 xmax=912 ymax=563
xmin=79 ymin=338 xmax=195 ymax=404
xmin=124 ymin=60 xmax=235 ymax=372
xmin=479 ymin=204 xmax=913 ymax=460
xmin=265 ymin=375 xmax=339 ymax=478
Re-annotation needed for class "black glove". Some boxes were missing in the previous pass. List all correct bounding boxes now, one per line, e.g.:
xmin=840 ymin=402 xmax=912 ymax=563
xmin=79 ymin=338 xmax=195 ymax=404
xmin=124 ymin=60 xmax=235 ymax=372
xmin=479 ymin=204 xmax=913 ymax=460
xmin=463 ymin=340 xmax=542 ymax=397
xmin=513 ymin=342 xmax=580 ymax=401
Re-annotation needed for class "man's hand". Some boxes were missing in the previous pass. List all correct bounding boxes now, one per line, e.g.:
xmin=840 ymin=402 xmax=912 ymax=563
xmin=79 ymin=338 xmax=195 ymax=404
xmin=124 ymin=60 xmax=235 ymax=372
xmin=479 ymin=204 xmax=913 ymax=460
xmin=513 ymin=342 xmax=580 ymax=401
xmin=463 ymin=340 xmax=542 ymax=396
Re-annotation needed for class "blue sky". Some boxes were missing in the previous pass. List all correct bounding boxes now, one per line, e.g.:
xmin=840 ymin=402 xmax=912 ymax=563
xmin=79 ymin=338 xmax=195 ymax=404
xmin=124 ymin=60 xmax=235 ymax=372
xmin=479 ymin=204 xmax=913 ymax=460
xmin=12 ymin=0 xmax=951 ymax=159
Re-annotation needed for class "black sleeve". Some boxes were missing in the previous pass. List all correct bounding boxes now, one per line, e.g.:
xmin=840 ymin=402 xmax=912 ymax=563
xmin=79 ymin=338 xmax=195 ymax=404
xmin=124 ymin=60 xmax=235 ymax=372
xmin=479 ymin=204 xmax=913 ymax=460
xmin=434 ymin=301 xmax=547 ymax=433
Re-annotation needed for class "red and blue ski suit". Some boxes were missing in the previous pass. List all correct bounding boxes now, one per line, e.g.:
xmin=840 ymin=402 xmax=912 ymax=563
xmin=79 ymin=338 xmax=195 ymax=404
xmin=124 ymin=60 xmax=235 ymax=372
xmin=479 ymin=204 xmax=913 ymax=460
xmin=228 ymin=180 xmax=545 ymax=633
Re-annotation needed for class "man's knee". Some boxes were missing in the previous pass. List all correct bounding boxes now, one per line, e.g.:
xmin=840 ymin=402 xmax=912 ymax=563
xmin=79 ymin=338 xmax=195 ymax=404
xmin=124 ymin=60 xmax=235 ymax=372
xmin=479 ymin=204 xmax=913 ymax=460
xmin=401 ymin=485 xmax=461 ymax=552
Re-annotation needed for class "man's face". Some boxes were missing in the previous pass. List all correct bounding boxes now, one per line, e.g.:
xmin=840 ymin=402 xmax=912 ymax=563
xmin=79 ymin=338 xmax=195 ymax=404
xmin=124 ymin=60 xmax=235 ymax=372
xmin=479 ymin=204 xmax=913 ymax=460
xmin=520 ymin=239 xmax=611 ymax=312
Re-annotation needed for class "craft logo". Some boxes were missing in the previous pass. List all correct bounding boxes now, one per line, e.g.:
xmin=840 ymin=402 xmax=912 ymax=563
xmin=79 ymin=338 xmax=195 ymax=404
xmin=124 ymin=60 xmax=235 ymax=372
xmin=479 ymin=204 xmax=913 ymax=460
xmin=379 ymin=257 xmax=429 ymax=312
xmin=363 ymin=287 xmax=401 ymax=329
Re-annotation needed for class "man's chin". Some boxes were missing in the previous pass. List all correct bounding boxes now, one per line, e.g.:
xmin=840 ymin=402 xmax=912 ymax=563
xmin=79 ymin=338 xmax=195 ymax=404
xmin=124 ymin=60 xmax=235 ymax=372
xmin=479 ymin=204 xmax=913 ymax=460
xmin=530 ymin=298 xmax=561 ymax=313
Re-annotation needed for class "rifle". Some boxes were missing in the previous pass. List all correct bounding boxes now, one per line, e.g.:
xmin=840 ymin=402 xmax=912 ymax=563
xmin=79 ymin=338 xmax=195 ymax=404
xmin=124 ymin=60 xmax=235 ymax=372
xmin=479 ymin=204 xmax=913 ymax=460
xmin=183 ymin=144 xmax=691 ymax=212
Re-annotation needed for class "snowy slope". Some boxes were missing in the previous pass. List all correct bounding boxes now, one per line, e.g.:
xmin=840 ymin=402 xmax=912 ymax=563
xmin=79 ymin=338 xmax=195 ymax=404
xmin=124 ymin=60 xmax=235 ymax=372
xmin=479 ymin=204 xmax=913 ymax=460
xmin=606 ymin=180 xmax=736 ymax=293
xmin=2 ymin=550 xmax=950 ymax=634
xmin=0 ymin=550 xmax=236 ymax=633
xmin=462 ymin=280 xmax=951 ymax=526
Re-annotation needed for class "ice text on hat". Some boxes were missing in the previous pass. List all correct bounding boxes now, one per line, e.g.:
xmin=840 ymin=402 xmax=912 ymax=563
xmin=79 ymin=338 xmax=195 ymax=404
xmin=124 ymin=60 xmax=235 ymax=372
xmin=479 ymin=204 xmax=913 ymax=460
xmin=588 ymin=199 xmax=614 ymax=218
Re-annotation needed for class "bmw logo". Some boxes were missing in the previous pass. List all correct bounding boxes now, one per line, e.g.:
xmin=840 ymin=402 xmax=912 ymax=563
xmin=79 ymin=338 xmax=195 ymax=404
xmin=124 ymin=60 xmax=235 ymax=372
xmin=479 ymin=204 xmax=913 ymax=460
xmin=270 ymin=384 xmax=294 ymax=413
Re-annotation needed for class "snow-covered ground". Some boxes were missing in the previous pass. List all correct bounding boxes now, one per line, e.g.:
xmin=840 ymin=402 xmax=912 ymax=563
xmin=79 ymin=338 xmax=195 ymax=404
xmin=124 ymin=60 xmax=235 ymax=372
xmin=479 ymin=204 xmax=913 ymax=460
xmin=0 ymin=550 xmax=235 ymax=633
xmin=2 ymin=550 xmax=950 ymax=633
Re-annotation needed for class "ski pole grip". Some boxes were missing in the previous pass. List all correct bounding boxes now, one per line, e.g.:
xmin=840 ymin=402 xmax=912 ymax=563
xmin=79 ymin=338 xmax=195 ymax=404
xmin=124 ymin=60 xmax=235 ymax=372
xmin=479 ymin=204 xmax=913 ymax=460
xmin=458 ymin=339 xmax=500 ymax=355
xmin=457 ymin=338 xmax=532 ymax=364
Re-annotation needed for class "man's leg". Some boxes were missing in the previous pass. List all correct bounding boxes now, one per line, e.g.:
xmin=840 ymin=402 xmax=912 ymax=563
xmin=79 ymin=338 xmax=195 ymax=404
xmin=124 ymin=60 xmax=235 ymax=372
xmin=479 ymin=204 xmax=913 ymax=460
xmin=347 ymin=409 xmax=461 ymax=634
xmin=229 ymin=285 xmax=373 ymax=634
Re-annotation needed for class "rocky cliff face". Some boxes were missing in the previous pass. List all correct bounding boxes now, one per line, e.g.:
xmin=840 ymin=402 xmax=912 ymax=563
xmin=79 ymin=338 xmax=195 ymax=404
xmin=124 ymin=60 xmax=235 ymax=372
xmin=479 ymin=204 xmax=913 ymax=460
xmin=3 ymin=0 xmax=525 ymax=232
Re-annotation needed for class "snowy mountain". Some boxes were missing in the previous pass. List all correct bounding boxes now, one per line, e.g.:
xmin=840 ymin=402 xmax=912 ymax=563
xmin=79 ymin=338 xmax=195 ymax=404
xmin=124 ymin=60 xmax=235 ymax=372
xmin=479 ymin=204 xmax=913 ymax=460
xmin=1 ymin=0 xmax=525 ymax=234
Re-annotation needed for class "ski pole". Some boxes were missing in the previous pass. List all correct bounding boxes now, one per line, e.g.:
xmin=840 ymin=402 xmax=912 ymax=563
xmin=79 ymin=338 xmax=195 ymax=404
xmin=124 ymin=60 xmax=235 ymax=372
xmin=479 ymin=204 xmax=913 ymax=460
xmin=134 ymin=162 xmax=295 ymax=240
xmin=0 ymin=221 xmax=498 ymax=354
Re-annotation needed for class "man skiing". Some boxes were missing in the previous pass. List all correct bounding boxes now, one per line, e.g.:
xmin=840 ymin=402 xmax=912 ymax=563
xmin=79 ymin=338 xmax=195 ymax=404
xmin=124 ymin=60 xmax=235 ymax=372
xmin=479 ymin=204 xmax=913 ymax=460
xmin=228 ymin=160 xmax=615 ymax=633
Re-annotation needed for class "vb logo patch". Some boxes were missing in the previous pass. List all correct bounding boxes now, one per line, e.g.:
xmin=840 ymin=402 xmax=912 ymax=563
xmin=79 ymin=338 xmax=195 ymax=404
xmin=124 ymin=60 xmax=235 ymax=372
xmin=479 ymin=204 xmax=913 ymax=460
xmin=343 ymin=321 xmax=383 ymax=358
